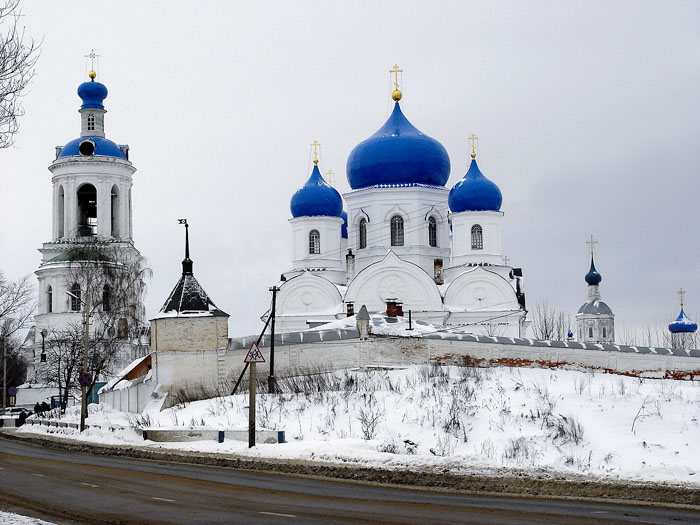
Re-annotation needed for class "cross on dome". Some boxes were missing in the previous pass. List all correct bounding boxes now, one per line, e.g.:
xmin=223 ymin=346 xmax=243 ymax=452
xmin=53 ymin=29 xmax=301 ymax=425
xmin=390 ymin=64 xmax=403 ymax=102
xmin=310 ymin=140 xmax=320 ymax=166
xmin=678 ymin=288 xmax=686 ymax=308
xmin=586 ymin=234 xmax=598 ymax=255
xmin=84 ymin=49 xmax=100 ymax=79
xmin=468 ymin=133 xmax=478 ymax=159
xmin=325 ymin=169 xmax=335 ymax=186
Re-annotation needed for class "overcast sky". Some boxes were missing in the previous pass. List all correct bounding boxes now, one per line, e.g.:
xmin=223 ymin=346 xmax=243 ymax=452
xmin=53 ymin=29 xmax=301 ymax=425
xmin=1 ymin=1 xmax=699 ymax=339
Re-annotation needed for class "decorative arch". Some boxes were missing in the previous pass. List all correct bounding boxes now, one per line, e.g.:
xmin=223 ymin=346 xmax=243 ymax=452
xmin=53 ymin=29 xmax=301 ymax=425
xmin=277 ymin=271 xmax=343 ymax=315
xmin=443 ymin=266 xmax=519 ymax=311
xmin=345 ymin=250 xmax=443 ymax=313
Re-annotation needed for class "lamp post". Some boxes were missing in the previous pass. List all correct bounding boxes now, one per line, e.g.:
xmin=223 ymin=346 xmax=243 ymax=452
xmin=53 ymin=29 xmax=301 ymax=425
xmin=66 ymin=289 xmax=90 ymax=432
xmin=268 ymin=286 xmax=280 ymax=394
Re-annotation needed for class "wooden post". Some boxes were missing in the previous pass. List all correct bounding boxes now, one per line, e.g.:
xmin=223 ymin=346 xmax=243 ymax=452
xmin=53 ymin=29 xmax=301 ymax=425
xmin=249 ymin=362 xmax=256 ymax=448
xmin=2 ymin=336 xmax=6 ymax=414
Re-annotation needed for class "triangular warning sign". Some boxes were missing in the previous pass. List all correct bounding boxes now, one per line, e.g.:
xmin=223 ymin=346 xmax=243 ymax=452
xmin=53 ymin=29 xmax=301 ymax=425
xmin=244 ymin=342 xmax=265 ymax=363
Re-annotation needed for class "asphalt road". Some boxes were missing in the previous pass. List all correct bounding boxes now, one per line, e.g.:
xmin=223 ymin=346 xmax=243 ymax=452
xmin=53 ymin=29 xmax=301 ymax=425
xmin=0 ymin=437 xmax=699 ymax=524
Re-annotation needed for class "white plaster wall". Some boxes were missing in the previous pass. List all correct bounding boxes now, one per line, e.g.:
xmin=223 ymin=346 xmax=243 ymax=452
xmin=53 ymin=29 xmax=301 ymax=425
xmin=450 ymin=210 xmax=504 ymax=266
xmin=344 ymin=186 xmax=451 ymax=276
xmin=151 ymin=316 xmax=228 ymax=353
xmin=289 ymin=216 xmax=344 ymax=273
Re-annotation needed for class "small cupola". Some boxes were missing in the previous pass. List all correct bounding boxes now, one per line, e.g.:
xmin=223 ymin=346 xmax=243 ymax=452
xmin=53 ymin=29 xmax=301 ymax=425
xmin=290 ymin=144 xmax=343 ymax=218
xmin=448 ymin=138 xmax=502 ymax=213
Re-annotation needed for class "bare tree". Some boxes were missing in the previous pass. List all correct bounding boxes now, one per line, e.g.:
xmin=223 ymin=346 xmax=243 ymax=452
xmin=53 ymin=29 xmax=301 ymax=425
xmin=0 ymin=0 xmax=41 ymax=148
xmin=41 ymin=240 xmax=150 ymax=405
xmin=529 ymin=300 xmax=571 ymax=341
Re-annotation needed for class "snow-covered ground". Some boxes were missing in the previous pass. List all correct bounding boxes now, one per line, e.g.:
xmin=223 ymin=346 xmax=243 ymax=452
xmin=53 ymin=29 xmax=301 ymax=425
xmin=0 ymin=511 xmax=54 ymax=524
xmin=19 ymin=365 xmax=700 ymax=485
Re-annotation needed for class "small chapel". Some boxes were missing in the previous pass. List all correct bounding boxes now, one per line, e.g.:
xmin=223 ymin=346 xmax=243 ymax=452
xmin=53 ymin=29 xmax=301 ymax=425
xmin=273 ymin=67 xmax=529 ymax=337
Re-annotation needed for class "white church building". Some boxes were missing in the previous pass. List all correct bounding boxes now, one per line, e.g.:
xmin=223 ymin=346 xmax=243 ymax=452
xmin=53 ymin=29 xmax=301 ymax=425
xmin=274 ymin=78 xmax=529 ymax=337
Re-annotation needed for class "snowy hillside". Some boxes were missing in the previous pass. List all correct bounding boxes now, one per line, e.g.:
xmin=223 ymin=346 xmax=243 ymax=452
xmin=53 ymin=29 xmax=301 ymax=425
xmin=21 ymin=365 xmax=700 ymax=485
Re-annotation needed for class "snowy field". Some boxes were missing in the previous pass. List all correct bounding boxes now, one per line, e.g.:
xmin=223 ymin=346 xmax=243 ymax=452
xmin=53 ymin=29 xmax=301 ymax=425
xmin=19 ymin=365 xmax=700 ymax=485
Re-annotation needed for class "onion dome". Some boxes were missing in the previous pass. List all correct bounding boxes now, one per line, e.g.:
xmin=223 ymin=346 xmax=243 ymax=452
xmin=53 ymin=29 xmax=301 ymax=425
xmin=341 ymin=210 xmax=348 ymax=239
xmin=56 ymin=137 xmax=127 ymax=159
xmin=77 ymin=71 xmax=108 ymax=109
xmin=669 ymin=308 xmax=698 ymax=333
xmin=448 ymin=157 xmax=502 ymax=213
xmin=585 ymin=256 xmax=602 ymax=285
xmin=290 ymin=164 xmax=343 ymax=218
xmin=346 ymin=102 xmax=450 ymax=189
xmin=577 ymin=301 xmax=613 ymax=315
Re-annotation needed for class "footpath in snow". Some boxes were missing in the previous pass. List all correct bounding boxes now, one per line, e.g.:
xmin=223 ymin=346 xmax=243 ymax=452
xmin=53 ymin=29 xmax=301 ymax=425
xmin=0 ymin=511 xmax=54 ymax=525
xmin=18 ymin=364 xmax=700 ymax=486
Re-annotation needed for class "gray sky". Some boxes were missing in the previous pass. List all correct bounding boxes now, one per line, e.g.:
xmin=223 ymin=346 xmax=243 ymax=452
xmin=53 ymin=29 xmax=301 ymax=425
xmin=1 ymin=1 xmax=699 ymax=339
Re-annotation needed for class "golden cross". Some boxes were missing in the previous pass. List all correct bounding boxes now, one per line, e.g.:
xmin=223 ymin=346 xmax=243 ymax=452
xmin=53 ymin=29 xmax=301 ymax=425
xmin=325 ymin=169 xmax=335 ymax=186
xmin=84 ymin=49 xmax=100 ymax=71
xmin=390 ymin=64 xmax=403 ymax=90
xmin=678 ymin=288 xmax=686 ymax=308
xmin=586 ymin=234 xmax=598 ymax=255
xmin=310 ymin=140 xmax=320 ymax=165
xmin=468 ymin=133 xmax=478 ymax=159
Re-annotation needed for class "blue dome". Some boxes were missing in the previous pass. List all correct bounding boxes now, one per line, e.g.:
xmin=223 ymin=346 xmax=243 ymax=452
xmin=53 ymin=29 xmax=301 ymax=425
xmin=346 ymin=102 xmax=450 ymax=189
xmin=290 ymin=165 xmax=343 ymax=218
xmin=57 ymin=136 xmax=127 ymax=159
xmin=56 ymin=137 xmax=126 ymax=159
xmin=77 ymin=79 xmax=108 ymax=109
xmin=341 ymin=210 xmax=348 ymax=239
xmin=669 ymin=308 xmax=698 ymax=333
xmin=585 ymin=257 xmax=602 ymax=285
xmin=448 ymin=159 xmax=502 ymax=212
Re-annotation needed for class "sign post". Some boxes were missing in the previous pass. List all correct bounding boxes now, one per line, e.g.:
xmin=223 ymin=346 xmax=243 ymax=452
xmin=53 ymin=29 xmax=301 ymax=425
xmin=244 ymin=342 xmax=265 ymax=448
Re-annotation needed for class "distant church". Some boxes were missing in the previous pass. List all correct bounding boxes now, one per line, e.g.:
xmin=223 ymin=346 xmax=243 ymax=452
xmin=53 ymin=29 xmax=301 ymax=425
xmin=23 ymin=65 xmax=147 ymax=384
xmin=273 ymin=67 xmax=529 ymax=337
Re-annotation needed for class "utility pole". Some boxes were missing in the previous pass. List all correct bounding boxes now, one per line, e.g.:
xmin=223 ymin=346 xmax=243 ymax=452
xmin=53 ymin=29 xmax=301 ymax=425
xmin=2 ymin=336 xmax=6 ymax=414
xmin=268 ymin=286 xmax=280 ymax=394
xmin=80 ymin=289 xmax=90 ymax=432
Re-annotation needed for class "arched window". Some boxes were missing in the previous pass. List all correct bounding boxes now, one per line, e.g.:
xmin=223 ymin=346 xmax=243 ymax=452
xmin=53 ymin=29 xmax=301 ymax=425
xmin=390 ymin=215 xmax=404 ymax=246
xmin=309 ymin=230 xmax=320 ymax=254
xmin=471 ymin=224 xmax=483 ymax=250
xmin=428 ymin=216 xmax=437 ymax=248
xmin=588 ymin=327 xmax=593 ymax=338
xmin=58 ymin=186 xmax=65 ymax=238
xmin=77 ymin=184 xmax=98 ymax=236
xmin=102 ymin=284 xmax=112 ymax=312
xmin=110 ymin=185 xmax=119 ymax=238
xmin=602 ymin=326 xmax=607 ymax=339
xmin=87 ymin=114 xmax=95 ymax=131
xmin=47 ymin=286 xmax=53 ymax=313
xmin=70 ymin=283 xmax=81 ymax=311
xmin=358 ymin=219 xmax=367 ymax=249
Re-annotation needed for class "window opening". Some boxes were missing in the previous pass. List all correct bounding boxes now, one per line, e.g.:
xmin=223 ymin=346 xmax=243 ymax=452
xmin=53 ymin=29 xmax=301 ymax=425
xmin=471 ymin=224 xmax=483 ymax=250
xmin=428 ymin=216 xmax=437 ymax=247
xmin=602 ymin=327 xmax=607 ymax=338
xmin=87 ymin=114 xmax=95 ymax=131
xmin=77 ymin=184 xmax=98 ymax=236
xmin=110 ymin=185 xmax=119 ymax=237
xmin=47 ymin=286 xmax=53 ymax=313
xmin=103 ymin=284 xmax=111 ymax=312
xmin=588 ymin=327 xmax=593 ymax=338
xmin=70 ymin=283 xmax=81 ymax=312
xmin=359 ymin=219 xmax=367 ymax=249
xmin=309 ymin=230 xmax=320 ymax=254
xmin=390 ymin=215 xmax=404 ymax=246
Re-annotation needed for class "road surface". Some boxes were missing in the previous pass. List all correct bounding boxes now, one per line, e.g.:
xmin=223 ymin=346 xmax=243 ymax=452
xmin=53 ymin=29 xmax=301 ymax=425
xmin=0 ymin=436 xmax=698 ymax=524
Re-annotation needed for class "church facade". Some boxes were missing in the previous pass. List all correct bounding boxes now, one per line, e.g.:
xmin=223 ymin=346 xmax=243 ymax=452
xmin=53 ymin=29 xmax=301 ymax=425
xmin=274 ymin=75 xmax=529 ymax=337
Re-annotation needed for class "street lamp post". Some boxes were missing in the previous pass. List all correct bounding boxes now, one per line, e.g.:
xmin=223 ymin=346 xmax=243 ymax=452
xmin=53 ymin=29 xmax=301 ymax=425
xmin=66 ymin=289 xmax=90 ymax=432
xmin=40 ymin=329 xmax=47 ymax=363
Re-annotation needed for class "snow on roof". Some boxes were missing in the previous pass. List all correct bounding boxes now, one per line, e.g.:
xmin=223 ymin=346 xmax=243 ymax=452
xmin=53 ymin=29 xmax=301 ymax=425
xmin=157 ymin=274 xmax=228 ymax=318
xmin=100 ymin=354 xmax=150 ymax=393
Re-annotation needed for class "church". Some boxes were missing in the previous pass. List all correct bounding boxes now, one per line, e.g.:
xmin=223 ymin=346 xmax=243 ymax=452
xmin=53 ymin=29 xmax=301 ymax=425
xmin=274 ymin=67 xmax=529 ymax=337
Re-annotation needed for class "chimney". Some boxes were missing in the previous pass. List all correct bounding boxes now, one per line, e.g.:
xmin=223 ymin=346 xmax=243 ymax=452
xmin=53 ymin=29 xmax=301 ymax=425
xmin=356 ymin=304 xmax=370 ymax=339
xmin=346 ymin=249 xmax=356 ymax=286
xmin=386 ymin=299 xmax=403 ymax=317
xmin=434 ymin=258 xmax=444 ymax=285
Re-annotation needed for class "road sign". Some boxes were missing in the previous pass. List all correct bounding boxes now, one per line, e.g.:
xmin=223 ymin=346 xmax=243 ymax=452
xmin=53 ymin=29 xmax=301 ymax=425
xmin=244 ymin=342 xmax=265 ymax=363
xmin=7 ymin=386 xmax=17 ymax=396
xmin=78 ymin=372 xmax=93 ymax=387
